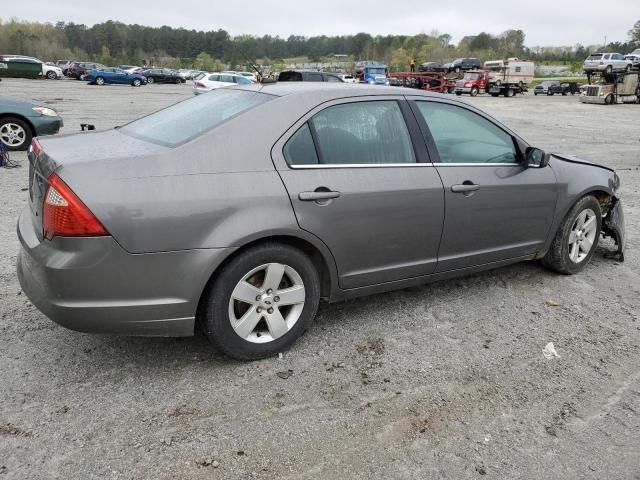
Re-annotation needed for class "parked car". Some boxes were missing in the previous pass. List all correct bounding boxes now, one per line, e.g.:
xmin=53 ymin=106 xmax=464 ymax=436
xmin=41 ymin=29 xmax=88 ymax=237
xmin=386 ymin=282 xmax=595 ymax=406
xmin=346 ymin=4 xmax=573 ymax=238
xmin=624 ymin=48 xmax=640 ymax=68
xmin=418 ymin=62 xmax=446 ymax=73
xmin=0 ymin=55 xmax=62 ymax=79
xmin=446 ymin=58 xmax=482 ymax=73
xmin=84 ymin=67 xmax=147 ymax=87
xmin=193 ymin=72 xmax=254 ymax=94
xmin=278 ymin=70 xmax=345 ymax=82
xmin=338 ymin=74 xmax=357 ymax=83
xmin=18 ymin=84 xmax=625 ymax=360
xmin=140 ymin=68 xmax=185 ymax=84
xmin=583 ymin=53 xmax=632 ymax=75
xmin=0 ymin=96 xmax=62 ymax=150
xmin=237 ymin=71 xmax=259 ymax=82
xmin=67 ymin=62 xmax=106 ymax=80
xmin=123 ymin=66 xmax=144 ymax=74
xmin=55 ymin=60 xmax=73 ymax=76
xmin=534 ymin=80 xmax=561 ymax=95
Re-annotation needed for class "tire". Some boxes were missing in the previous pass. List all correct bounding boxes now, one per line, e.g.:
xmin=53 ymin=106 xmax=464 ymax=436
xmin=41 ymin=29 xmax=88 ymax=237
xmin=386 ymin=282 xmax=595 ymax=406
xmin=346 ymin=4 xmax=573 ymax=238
xmin=470 ymin=87 xmax=478 ymax=97
xmin=0 ymin=116 xmax=33 ymax=151
xmin=45 ymin=70 xmax=57 ymax=80
xmin=175 ymin=78 xmax=181 ymax=84
xmin=455 ymin=92 xmax=462 ymax=96
xmin=200 ymin=243 xmax=321 ymax=360
xmin=534 ymin=92 xmax=538 ymax=96
xmin=95 ymin=76 xmax=105 ymax=86
xmin=604 ymin=94 xmax=614 ymax=105
xmin=146 ymin=76 xmax=154 ymax=84
xmin=542 ymin=196 xmax=601 ymax=275
xmin=490 ymin=93 xmax=499 ymax=97
xmin=504 ymin=89 xmax=514 ymax=97
xmin=132 ymin=79 xmax=141 ymax=87
xmin=605 ymin=65 xmax=612 ymax=74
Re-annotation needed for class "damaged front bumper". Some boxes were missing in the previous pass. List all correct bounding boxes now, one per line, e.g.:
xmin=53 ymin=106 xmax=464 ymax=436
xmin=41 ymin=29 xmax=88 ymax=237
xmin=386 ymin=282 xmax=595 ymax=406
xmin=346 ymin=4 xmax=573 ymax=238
xmin=602 ymin=196 xmax=626 ymax=261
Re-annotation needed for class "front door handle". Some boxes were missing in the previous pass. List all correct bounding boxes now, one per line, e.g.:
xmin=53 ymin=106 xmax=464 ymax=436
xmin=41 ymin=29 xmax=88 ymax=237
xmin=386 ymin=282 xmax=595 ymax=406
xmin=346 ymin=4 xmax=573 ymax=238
xmin=299 ymin=191 xmax=341 ymax=201
xmin=451 ymin=183 xmax=480 ymax=193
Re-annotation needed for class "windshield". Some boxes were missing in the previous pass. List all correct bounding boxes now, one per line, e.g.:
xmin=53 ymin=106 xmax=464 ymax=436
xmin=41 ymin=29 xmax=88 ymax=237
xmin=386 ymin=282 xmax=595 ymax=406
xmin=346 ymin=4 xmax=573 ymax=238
xmin=121 ymin=89 xmax=273 ymax=147
xmin=366 ymin=67 xmax=386 ymax=75
xmin=463 ymin=73 xmax=480 ymax=80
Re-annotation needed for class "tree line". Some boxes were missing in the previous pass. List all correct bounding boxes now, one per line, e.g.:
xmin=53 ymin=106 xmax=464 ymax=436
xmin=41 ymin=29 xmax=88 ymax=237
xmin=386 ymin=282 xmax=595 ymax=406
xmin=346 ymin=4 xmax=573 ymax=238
xmin=0 ymin=18 xmax=638 ymax=71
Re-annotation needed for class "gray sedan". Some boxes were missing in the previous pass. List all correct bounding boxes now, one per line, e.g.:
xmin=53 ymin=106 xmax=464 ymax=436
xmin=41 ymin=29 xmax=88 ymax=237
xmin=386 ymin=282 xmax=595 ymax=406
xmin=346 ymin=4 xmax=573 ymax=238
xmin=17 ymin=84 xmax=625 ymax=360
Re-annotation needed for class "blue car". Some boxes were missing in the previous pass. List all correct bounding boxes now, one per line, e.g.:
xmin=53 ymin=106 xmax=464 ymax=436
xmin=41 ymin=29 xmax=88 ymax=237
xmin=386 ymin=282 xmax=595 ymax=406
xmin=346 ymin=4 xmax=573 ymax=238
xmin=85 ymin=67 xmax=147 ymax=87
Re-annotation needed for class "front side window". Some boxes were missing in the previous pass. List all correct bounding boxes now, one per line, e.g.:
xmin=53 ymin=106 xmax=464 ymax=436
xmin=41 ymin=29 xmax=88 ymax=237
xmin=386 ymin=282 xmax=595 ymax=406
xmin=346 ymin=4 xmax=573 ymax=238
xmin=308 ymin=101 xmax=415 ymax=165
xmin=121 ymin=89 xmax=273 ymax=147
xmin=416 ymin=102 xmax=517 ymax=164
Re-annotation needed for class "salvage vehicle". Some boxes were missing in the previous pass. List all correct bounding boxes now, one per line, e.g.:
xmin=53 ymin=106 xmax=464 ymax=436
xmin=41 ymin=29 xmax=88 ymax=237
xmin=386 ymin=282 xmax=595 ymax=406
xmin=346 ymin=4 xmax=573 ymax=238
xmin=534 ymin=80 xmax=580 ymax=95
xmin=0 ymin=96 xmax=62 ymax=150
xmin=625 ymin=48 xmax=640 ymax=68
xmin=67 ymin=62 xmax=106 ymax=80
xmin=140 ymin=68 xmax=185 ymax=84
xmin=0 ymin=55 xmax=62 ymax=79
xmin=85 ymin=67 xmax=147 ymax=87
xmin=418 ymin=62 xmax=446 ymax=73
xmin=18 ymin=84 xmax=625 ymax=360
xmin=390 ymin=72 xmax=454 ymax=93
xmin=446 ymin=58 xmax=481 ymax=73
xmin=579 ymin=71 xmax=640 ymax=104
xmin=193 ymin=72 xmax=254 ymax=94
xmin=583 ymin=53 xmax=632 ymax=75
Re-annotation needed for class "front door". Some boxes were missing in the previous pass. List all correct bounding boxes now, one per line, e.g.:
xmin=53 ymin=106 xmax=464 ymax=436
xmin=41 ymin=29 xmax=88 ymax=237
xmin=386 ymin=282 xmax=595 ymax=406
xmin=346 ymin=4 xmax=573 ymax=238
xmin=273 ymin=98 xmax=445 ymax=289
xmin=410 ymin=99 xmax=558 ymax=272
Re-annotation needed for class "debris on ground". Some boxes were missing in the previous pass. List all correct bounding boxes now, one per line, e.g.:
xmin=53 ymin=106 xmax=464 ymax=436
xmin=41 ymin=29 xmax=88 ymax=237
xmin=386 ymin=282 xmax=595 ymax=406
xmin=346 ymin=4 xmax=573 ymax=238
xmin=276 ymin=370 xmax=293 ymax=379
xmin=543 ymin=343 xmax=560 ymax=360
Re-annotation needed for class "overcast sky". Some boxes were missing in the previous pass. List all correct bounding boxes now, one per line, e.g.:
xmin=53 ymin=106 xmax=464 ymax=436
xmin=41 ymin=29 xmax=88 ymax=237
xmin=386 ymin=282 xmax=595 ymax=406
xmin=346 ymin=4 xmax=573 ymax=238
xmin=3 ymin=0 xmax=637 ymax=47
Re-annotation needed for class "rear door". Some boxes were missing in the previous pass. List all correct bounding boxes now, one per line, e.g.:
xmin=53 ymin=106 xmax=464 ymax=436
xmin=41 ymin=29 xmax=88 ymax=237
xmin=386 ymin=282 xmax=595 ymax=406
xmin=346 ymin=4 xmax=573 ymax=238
xmin=409 ymin=98 xmax=557 ymax=272
xmin=272 ymin=97 xmax=445 ymax=289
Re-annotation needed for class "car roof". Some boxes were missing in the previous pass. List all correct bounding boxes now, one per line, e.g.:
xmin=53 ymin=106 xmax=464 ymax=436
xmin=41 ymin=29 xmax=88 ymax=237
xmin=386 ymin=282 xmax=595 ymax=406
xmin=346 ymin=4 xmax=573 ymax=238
xmin=229 ymin=82 xmax=447 ymax=99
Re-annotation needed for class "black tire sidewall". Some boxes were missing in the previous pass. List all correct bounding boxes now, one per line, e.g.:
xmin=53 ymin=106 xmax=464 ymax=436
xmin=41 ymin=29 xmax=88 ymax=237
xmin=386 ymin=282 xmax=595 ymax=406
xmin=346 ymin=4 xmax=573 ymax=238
xmin=201 ymin=244 xmax=321 ymax=360
xmin=0 ymin=117 xmax=32 ymax=151
xmin=544 ymin=196 xmax=602 ymax=274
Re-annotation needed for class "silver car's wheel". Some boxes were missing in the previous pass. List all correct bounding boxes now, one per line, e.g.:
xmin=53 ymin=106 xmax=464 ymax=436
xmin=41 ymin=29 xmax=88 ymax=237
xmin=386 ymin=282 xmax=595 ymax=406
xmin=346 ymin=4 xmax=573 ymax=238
xmin=568 ymin=208 xmax=597 ymax=264
xmin=201 ymin=243 xmax=320 ymax=360
xmin=228 ymin=263 xmax=305 ymax=344
xmin=0 ymin=118 xmax=31 ymax=150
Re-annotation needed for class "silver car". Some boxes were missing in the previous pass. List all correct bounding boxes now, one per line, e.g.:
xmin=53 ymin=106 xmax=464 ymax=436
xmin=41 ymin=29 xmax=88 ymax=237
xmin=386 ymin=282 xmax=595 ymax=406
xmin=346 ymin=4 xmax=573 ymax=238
xmin=17 ymin=84 xmax=625 ymax=360
xmin=583 ymin=52 xmax=633 ymax=74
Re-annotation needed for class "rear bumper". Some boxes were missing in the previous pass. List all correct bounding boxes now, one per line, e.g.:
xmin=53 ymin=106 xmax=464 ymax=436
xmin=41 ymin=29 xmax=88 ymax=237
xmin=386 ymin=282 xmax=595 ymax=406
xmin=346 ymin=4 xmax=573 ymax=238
xmin=16 ymin=207 xmax=234 ymax=336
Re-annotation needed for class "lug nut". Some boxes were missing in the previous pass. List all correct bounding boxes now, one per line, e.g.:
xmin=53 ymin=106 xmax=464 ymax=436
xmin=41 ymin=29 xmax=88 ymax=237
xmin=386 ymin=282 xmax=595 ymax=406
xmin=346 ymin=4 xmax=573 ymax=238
xmin=267 ymin=308 xmax=274 ymax=314
xmin=256 ymin=307 xmax=262 ymax=313
xmin=274 ymin=296 xmax=280 ymax=302
xmin=266 ymin=289 xmax=273 ymax=294
xmin=256 ymin=295 xmax=262 ymax=301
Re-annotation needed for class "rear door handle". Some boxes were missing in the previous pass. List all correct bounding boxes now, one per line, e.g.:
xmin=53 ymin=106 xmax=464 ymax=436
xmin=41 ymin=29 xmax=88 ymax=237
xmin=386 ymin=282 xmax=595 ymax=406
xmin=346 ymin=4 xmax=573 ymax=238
xmin=299 ymin=191 xmax=341 ymax=201
xmin=451 ymin=183 xmax=480 ymax=193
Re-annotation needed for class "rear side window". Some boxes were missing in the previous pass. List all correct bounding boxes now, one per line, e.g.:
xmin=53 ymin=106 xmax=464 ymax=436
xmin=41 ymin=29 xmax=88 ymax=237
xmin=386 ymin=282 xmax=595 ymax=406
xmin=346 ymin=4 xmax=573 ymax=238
xmin=283 ymin=124 xmax=319 ymax=165
xmin=300 ymin=101 xmax=415 ymax=165
xmin=305 ymin=73 xmax=324 ymax=82
xmin=416 ymin=101 xmax=516 ymax=164
xmin=121 ymin=89 xmax=273 ymax=147
xmin=278 ymin=71 xmax=303 ymax=81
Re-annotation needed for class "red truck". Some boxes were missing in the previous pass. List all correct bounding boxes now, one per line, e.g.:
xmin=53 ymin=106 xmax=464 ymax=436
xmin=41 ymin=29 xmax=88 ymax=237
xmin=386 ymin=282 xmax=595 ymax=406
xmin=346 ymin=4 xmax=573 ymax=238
xmin=454 ymin=70 xmax=490 ymax=96
xmin=389 ymin=72 xmax=455 ymax=93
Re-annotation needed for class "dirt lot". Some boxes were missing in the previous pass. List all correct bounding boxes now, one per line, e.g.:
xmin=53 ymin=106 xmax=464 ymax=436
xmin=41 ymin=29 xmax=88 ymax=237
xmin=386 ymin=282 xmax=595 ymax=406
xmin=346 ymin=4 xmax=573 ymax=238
xmin=1 ymin=78 xmax=639 ymax=479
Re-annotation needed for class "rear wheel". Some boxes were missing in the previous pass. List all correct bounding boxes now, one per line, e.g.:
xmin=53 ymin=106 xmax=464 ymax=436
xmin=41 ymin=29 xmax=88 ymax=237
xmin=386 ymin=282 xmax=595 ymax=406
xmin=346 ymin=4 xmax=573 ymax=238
xmin=45 ymin=70 xmax=57 ymax=80
xmin=132 ymin=78 xmax=141 ymax=87
xmin=175 ymin=77 xmax=182 ymax=84
xmin=543 ymin=196 xmax=601 ymax=274
xmin=200 ymin=243 xmax=321 ymax=360
xmin=0 ymin=117 xmax=32 ymax=151
xmin=95 ymin=76 xmax=105 ymax=86
xmin=146 ymin=76 xmax=154 ymax=84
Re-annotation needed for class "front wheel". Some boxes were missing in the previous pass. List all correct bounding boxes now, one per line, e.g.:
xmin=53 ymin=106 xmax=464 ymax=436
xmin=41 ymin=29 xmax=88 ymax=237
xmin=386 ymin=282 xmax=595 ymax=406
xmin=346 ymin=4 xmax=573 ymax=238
xmin=0 ymin=117 xmax=32 ymax=151
xmin=470 ymin=87 xmax=478 ymax=97
xmin=95 ymin=76 xmax=105 ymax=86
xmin=132 ymin=78 xmax=141 ymax=87
xmin=200 ymin=243 xmax=321 ymax=360
xmin=146 ymin=76 xmax=154 ymax=84
xmin=543 ymin=196 xmax=601 ymax=274
xmin=45 ymin=70 xmax=57 ymax=80
xmin=175 ymin=77 xmax=182 ymax=84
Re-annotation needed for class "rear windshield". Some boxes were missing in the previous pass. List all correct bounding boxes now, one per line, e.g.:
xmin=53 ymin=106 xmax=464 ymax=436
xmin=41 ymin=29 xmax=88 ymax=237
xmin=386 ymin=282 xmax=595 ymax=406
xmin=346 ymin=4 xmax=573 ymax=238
xmin=587 ymin=54 xmax=603 ymax=60
xmin=121 ymin=89 xmax=273 ymax=147
xmin=278 ymin=71 xmax=303 ymax=81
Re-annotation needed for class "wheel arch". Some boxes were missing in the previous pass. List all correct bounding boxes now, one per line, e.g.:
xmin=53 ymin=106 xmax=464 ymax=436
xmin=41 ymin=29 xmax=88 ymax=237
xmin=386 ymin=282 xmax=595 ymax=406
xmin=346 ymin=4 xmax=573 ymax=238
xmin=0 ymin=113 xmax=36 ymax=137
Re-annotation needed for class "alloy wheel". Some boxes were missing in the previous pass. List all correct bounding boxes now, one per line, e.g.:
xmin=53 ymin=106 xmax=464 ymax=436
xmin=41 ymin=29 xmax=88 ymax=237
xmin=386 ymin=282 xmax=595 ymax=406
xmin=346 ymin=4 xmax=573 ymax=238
xmin=228 ymin=263 xmax=306 ymax=344
xmin=568 ymin=208 xmax=597 ymax=264
xmin=0 ymin=123 xmax=26 ymax=148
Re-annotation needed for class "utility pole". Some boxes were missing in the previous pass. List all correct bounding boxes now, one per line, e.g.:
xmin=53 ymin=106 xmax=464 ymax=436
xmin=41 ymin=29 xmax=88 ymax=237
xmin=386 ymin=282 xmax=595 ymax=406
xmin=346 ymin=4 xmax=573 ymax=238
xmin=603 ymin=35 xmax=607 ymax=48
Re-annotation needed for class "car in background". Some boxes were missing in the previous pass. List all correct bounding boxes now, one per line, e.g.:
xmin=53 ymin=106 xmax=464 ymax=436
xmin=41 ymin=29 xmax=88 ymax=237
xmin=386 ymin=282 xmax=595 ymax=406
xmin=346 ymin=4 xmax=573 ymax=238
xmin=84 ymin=67 xmax=147 ymax=87
xmin=237 ymin=71 xmax=259 ymax=81
xmin=67 ymin=62 xmax=106 ymax=80
xmin=338 ymin=74 xmax=358 ymax=83
xmin=140 ymin=68 xmax=185 ymax=84
xmin=278 ymin=70 xmax=344 ymax=82
xmin=418 ymin=62 xmax=446 ymax=73
xmin=583 ymin=53 xmax=632 ymax=75
xmin=193 ymin=72 xmax=255 ymax=94
xmin=55 ymin=60 xmax=73 ymax=76
xmin=446 ymin=58 xmax=482 ymax=73
xmin=0 ymin=96 xmax=63 ymax=150
xmin=534 ymin=80 xmax=561 ymax=95
xmin=16 ymin=84 xmax=625 ymax=360
xmin=624 ymin=48 xmax=640 ymax=68
xmin=1 ymin=55 xmax=62 ymax=79
xmin=176 ymin=69 xmax=197 ymax=80
xmin=123 ymin=66 xmax=144 ymax=74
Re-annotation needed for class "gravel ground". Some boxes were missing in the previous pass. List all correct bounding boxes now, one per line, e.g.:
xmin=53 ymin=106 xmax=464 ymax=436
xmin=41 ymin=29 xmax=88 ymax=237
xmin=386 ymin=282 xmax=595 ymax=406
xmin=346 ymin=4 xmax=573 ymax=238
xmin=1 ymin=78 xmax=639 ymax=479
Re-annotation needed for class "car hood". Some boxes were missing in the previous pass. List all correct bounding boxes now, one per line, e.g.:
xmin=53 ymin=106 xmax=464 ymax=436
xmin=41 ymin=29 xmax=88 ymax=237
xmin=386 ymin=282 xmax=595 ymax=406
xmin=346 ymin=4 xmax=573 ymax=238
xmin=551 ymin=153 xmax=614 ymax=173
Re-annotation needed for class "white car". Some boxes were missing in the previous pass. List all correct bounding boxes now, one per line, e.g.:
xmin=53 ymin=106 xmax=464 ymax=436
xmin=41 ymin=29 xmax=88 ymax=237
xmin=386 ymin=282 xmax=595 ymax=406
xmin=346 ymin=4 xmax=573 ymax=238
xmin=583 ymin=52 xmax=632 ymax=75
xmin=193 ymin=72 xmax=255 ymax=95
xmin=237 ymin=71 xmax=259 ymax=82
xmin=338 ymin=74 xmax=358 ymax=83
xmin=2 ymin=55 xmax=62 ymax=79
xmin=625 ymin=48 xmax=640 ymax=68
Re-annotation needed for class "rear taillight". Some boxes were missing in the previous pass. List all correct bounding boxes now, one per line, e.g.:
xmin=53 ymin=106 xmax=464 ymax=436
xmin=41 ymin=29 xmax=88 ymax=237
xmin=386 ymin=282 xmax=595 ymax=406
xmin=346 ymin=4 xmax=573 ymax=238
xmin=195 ymin=82 xmax=205 ymax=88
xmin=29 ymin=138 xmax=43 ymax=157
xmin=43 ymin=173 xmax=109 ymax=240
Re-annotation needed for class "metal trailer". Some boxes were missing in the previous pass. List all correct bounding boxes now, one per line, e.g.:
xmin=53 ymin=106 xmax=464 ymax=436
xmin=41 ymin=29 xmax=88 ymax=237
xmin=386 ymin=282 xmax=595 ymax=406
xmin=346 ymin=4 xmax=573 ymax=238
xmin=388 ymin=72 xmax=455 ymax=93
xmin=580 ymin=71 xmax=640 ymax=105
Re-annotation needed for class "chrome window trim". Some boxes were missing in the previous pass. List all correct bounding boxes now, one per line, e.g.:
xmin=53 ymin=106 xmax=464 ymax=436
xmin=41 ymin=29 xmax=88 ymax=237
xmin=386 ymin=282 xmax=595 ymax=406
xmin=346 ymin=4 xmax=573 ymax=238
xmin=289 ymin=163 xmax=434 ymax=169
xmin=434 ymin=162 xmax=521 ymax=167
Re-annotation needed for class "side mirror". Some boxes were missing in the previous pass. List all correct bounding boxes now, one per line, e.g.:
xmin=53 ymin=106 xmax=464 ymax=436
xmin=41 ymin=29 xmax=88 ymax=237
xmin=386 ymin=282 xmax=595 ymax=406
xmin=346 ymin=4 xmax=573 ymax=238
xmin=525 ymin=147 xmax=550 ymax=168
